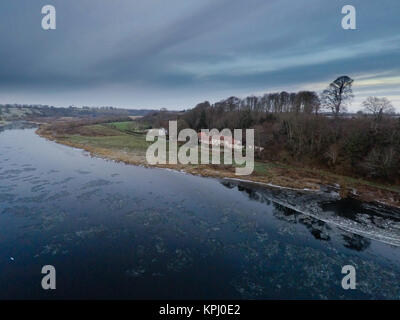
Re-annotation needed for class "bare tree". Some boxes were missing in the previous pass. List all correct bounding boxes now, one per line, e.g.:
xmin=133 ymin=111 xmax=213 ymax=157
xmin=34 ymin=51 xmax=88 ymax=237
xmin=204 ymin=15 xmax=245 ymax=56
xmin=363 ymin=147 xmax=398 ymax=179
xmin=320 ymin=76 xmax=354 ymax=115
xmin=325 ymin=143 xmax=340 ymax=166
xmin=362 ymin=96 xmax=395 ymax=121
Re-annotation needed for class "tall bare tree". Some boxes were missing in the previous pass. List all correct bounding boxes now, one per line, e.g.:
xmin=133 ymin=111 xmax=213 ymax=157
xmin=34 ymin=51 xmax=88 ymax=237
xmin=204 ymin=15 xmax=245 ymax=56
xmin=320 ymin=76 xmax=354 ymax=115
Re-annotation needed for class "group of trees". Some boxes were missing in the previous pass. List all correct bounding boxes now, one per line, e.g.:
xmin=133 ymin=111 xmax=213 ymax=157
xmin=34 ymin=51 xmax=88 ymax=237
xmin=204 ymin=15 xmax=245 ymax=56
xmin=180 ymin=91 xmax=322 ymax=132
xmin=149 ymin=76 xmax=399 ymax=182
xmin=263 ymin=112 xmax=400 ymax=182
xmin=183 ymin=90 xmax=322 ymax=129
xmin=179 ymin=76 xmax=396 ymax=130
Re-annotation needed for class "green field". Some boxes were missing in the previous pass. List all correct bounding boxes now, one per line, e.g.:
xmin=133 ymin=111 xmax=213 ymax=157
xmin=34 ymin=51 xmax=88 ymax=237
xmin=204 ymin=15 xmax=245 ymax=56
xmin=105 ymin=121 xmax=150 ymax=134
xmin=64 ymin=123 xmax=151 ymax=152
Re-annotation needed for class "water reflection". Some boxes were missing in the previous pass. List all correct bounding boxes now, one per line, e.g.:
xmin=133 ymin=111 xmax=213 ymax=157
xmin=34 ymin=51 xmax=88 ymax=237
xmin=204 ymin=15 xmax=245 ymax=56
xmin=222 ymin=181 xmax=375 ymax=251
xmin=342 ymin=234 xmax=371 ymax=252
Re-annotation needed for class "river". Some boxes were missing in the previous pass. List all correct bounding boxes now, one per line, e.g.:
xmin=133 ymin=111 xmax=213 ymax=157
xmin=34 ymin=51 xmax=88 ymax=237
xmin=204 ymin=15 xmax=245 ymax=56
xmin=0 ymin=128 xmax=399 ymax=299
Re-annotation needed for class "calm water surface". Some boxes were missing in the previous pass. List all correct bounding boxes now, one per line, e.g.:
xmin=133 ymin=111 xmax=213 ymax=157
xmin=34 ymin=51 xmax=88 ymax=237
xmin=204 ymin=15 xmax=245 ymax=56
xmin=0 ymin=128 xmax=399 ymax=299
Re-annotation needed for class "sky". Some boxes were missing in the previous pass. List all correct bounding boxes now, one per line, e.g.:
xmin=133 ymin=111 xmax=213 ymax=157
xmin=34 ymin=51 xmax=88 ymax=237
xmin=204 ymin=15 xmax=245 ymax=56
xmin=0 ymin=0 xmax=399 ymax=111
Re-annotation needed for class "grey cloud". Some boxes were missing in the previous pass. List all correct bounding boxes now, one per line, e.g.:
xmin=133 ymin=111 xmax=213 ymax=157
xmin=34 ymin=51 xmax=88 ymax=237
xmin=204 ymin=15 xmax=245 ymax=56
xmin=0 ymin=0 xmax=399 ymax=110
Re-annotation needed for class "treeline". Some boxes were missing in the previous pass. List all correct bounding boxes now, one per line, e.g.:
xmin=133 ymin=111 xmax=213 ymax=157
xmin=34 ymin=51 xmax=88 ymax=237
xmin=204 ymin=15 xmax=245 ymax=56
xmin=145 ymin=76 xmax=400 ymax=182
xmin=179 ymin=105 xmax=400 ymax=182
xmin=177 ymin=76 xmax=397 ymax=131
xmin=179 ymin=91 xmax=320 ymax=131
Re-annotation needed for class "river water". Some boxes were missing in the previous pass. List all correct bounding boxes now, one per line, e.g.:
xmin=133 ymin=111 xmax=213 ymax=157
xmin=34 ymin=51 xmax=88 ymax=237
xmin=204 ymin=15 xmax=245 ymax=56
xmin=0 ymin=128 xmax=399 ymax=299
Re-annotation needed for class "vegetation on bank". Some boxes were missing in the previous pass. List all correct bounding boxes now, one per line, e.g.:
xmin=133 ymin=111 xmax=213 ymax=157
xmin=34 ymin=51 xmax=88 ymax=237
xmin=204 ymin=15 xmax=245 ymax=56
xmin=37 ymin=116 xmax=400 ymax=208
xmin=142 ymin=76 xmax=400 ymax=185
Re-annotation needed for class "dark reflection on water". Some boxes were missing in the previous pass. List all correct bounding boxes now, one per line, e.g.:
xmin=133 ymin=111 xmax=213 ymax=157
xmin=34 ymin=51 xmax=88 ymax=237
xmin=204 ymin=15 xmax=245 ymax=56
xmin=322 ymin=198 xmax=400 ymax=224
xmin=0 ymin=129 xmax=399 ymax=300
xmin=223 ymin=182 xmax=375 ymax=251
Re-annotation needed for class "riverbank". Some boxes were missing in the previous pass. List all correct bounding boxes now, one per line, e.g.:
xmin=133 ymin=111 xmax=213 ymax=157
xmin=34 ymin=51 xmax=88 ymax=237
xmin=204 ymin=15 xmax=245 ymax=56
xmin=36 ymin=121 xmax=400 ymax=208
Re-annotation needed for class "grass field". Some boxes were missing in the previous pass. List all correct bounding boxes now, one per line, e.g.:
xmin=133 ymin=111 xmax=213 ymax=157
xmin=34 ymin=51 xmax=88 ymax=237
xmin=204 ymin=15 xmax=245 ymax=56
xmin=105 ymin=121 xmax=150 ymax=134
xmin=65 ymin=123 xmax=151 ymax=152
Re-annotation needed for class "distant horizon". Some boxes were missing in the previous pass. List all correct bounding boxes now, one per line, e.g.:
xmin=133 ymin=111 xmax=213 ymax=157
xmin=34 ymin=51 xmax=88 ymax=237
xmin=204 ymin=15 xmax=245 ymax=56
xmin=1 ymin=80 xmax=399 ymax=113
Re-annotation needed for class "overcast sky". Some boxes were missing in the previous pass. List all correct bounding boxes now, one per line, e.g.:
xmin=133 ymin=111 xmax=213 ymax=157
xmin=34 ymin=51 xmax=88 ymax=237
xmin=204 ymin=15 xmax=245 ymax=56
xmin=0 ymin=0 xmax=399 ymax=111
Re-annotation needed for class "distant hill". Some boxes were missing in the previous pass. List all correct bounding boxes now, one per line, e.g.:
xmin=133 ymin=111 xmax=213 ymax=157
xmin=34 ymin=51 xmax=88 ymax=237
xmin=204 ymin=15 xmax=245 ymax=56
xmin=0 ymin=104 xmax=157 ymax=122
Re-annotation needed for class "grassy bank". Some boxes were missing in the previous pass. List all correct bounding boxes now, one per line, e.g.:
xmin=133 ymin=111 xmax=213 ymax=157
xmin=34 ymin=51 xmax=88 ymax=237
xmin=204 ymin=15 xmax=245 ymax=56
xmin=37 ymin=120 xmax=400 ymax=208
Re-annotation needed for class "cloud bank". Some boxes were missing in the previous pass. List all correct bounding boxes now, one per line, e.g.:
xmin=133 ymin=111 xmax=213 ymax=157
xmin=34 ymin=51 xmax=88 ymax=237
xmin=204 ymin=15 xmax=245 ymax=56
xmin=0 ymin=0 xmax=399 ymax=110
